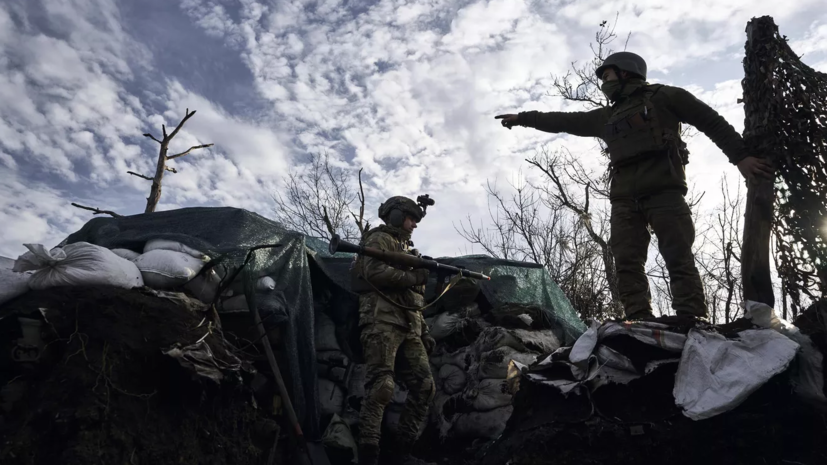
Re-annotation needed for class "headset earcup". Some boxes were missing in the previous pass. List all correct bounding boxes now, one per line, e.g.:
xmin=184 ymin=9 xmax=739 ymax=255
xmin=388 ymin=209 xmax=405 ymax=227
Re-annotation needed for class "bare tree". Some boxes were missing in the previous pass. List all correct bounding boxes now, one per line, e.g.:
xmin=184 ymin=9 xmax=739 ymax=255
xmin=139 ymin=109 xmax=213 ymax=213
xmin=72 ymin=108 xmax=212 ymax=217
xmin=272 ymin=152 xmax=369 ymax=242
xmin=456 ymin=171 xmax=619 ymax=321
xmin=693 ymin=177 xmax=745 ymax=323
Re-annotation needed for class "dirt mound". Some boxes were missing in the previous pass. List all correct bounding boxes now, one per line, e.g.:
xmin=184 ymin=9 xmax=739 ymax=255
xmin=0 ymin=287 xmax=277 ymax=465
xmin=477 ymin=370 xmax=827 ymax=465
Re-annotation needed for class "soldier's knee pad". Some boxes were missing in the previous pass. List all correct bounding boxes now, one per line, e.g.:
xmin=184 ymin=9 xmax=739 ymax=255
xmin=370 ymin=375 xmax=395 ymax=405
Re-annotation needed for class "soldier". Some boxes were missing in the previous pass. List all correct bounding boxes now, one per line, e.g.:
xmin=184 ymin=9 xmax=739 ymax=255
xmin=351 ymin=196 xmax=436 ymax=465
xmin=495 ymin=51 xmax=773 ymax=320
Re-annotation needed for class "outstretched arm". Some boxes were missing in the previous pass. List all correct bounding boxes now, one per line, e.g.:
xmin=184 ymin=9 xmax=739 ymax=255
xmin=496 ymin=107 xmax=608 ymax=138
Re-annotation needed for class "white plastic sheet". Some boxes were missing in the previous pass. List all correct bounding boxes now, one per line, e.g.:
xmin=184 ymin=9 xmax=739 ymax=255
xmin=745 ymin=300 xmax=826 ymax=404
xmin=15 ymin=243 xmax=144 ymax=290
xmin=674 ymin=328 xmax=799 ymax=420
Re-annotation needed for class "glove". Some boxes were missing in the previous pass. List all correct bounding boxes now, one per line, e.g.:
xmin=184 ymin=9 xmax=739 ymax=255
xmin=421 ymin=333 xmax=436 ymax=355
xmin=411 ymin=268 xmax=430 ymax=285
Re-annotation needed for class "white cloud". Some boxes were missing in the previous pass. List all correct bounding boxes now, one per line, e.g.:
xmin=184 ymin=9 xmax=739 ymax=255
xmin=2 ymin=0 xmax=826 ymax=261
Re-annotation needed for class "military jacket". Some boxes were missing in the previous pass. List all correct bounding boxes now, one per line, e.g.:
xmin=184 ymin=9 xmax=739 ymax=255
xmin=351 ymin=225 xmax=427 ymax=335
xmin=518 ymin=82 xmax=748 ymax=200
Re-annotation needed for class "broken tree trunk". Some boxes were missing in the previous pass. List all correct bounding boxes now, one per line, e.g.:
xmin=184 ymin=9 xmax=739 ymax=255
xmin=740 ymin=18 xmax=776 ymax=307
xmin=140 ymin=109 xmax=213 ymax=213
xmin=741 ymin=179 xmax=775 ymax=307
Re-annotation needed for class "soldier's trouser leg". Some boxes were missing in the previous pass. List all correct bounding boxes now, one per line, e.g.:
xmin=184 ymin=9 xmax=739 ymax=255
xmin=394 ymin=330 xmax=436 ymax=444
xmin=610 ymin=198 xmax=653 ymax=317
xmin=643 ymin=192 xmax=707 ymax=317
xmin=358 ymin=323 xmax=406 ymax=447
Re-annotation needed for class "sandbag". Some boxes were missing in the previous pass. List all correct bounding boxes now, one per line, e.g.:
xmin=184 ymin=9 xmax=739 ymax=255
xmin=316 ymin=311 xmax=341 ymax=351
xmin=450 ymin=405 xmax=513 ymax=439
xmin=319 ymin=378 xmax=345 ymax=416
xmin=110 ymin=248 xmax=140 ymax=261
xmin=439 ymin=364 xmax=467 ymax=395
xmin=317 ymin=350 xmax=349 ymax=367
xmin=184 ymin=268 xmax=222 ymax=303
xmin=429 ymin=312 xmax=463 ymax=340
xmin=0 ymin=257 xmax=31 ymax=305
xmin=473 ymin=327 xmax=529 ymax=354
xmin=392 ymin=384 xmax=408 ymax=405
xmin=463 ymin=379 xmax=512 ymax=411
xmin=15 ymin=243 xmax=144 ymax=290
xmin=322 ymin=414 xmax=358 ymax=464
xmin=219 ymin=291 xmax=289 ymax=326
xmin=512 ymin=329 xmax=561 ymax=353
xmin=135 ymin=249 xmax=205 ymax=289
xmin=143 ymin=239 xmax=207 ymax=260
xmin=431 ymin=347 xmax=474 ymax=371
xmin=474 ymin=346 xmax=538 ymax=380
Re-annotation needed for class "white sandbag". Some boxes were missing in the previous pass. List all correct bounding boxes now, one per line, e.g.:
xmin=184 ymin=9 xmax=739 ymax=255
xmin=429 ymin=312 xmax=463 ymax=340
xmin=110 ymin=248 xmax=140 ymax=261
xmin=450 ymin=405 xmax=513 ymax=439
xmin=511 ymin=329 xmax=561 ymax=354
xmin=143 ymin=239 xmax=207 ymax=260
xmin=430 ymin=347 xmax=473 ymax=371
xmin=475 ymin=347 xmax=538 ymax=380
xmin=184 ymin=268 xmax=222 ymax=303
xmin=256 ymin=276 xmax=276 ymax=291
xmin=316 ymin=311 xmax=341 ymax=351
xmin=135 ymin=250 xmax=205 ymax=289
xmin=322 ymin=414 xmax=358 ymax=463
xmin=674 ymin=328 xmax=799 ymax=420
xmin=746 ymin=300 xmax=827 ymax=404
xmin=464 ymin=379 xmax=512 ymax=411
xmin=15 ymin=243 xmax=144 ymax=290
xmin=0 ymin=257 xmax=31 ymax=305
xmin=473 ymin=327 xmax=529 ymax=354
xmin=318 ymin=378 xmax=345 ymax=416
xmin=439 ymin=364 xmax=467 ymax=395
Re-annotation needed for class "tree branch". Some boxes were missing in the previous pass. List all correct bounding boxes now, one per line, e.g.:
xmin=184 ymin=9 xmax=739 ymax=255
xmin=71 ymin=203 xmax=123 ymax=218
xmin=143 ymin=133 xmax=162 ymax=144
xmin=127 ymin=171 xmax=153 ymax=181
xmin=167 ymin=143 xmax=214 ymax=160
xmin=165 ymin=166 xmax=178 ymax=174
xmin=167 ymin=108 xmax=195 ymax=142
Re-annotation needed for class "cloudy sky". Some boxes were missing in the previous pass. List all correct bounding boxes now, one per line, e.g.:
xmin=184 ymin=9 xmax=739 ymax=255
xmin=1 ymin=0 xmax=826 ymax=259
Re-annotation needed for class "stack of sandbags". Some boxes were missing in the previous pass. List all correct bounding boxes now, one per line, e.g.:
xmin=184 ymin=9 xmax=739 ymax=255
xmin=317 ymin=310 xmax=349 ymax=416
xmin=428 ymin=303 xmax=561 ymax=440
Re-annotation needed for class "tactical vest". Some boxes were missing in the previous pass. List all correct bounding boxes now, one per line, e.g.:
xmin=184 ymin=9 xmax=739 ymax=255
xmin=349 ymin=226 xmax=414 ymax=294
xmin=602 ymin=85 xmax=687 ymax=167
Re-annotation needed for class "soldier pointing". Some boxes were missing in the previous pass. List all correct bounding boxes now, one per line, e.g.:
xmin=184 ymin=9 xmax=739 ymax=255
xmin=496 ymin=52 xmax=773 ymax=320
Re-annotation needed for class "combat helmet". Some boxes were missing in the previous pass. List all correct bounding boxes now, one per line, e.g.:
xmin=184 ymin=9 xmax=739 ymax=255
xmin=595 ymin=51 xmax=647 ymax=80
xmin=378 ymin=195 xmax=432 ymax=227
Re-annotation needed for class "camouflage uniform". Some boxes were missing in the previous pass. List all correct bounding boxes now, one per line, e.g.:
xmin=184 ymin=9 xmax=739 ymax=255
xmin=513 ymin=66 xmax=747 ymax=318
xmin=352 ymin=224 xmax=435 ymax=453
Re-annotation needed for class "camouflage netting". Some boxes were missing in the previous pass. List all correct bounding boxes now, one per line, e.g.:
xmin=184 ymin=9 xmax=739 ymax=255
xmin=742 ymin=16 xmax=827 ymax=312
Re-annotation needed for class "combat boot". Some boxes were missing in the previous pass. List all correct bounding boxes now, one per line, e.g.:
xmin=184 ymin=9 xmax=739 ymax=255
xmin=358 ymin=443 xmax=380 ymax=465
xmin=390 ymin=439 xmax=436 ymax=465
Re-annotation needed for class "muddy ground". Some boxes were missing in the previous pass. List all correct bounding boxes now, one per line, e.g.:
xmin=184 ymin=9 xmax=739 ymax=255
xmin=0 ymin=287 xmax=280 ymax=465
